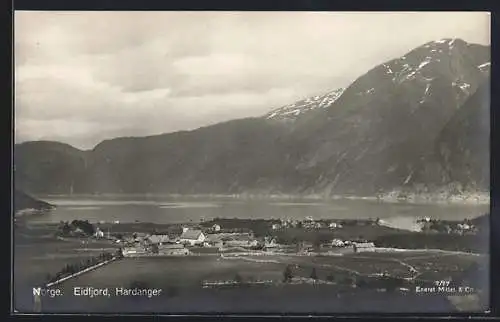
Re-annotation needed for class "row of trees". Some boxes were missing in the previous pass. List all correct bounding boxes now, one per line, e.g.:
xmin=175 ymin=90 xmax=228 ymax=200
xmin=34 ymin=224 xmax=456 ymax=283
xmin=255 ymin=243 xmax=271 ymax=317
xmin=45 ymin=251 xmax=116 ymax=284
xmin=57 ymin=220 xmax=95 ymax=236
xmin=281 ymin=265 xmax=405 ymax=291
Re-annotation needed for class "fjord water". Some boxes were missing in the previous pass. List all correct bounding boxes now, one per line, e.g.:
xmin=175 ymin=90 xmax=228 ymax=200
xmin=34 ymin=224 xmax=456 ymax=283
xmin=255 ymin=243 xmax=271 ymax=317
xmin=26 ymin=195 xmax=488 ymax=225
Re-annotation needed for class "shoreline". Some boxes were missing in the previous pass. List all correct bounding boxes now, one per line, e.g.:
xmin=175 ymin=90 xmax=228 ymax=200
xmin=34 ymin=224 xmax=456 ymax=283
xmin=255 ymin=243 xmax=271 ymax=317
xmin=36 ymin=193 xmax=490 ymax=206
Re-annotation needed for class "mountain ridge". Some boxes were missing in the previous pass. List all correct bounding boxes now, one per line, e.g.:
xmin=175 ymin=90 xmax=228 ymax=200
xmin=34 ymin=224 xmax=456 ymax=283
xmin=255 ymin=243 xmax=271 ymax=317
xmin=14 ymin=38 xmax=490 ymax=198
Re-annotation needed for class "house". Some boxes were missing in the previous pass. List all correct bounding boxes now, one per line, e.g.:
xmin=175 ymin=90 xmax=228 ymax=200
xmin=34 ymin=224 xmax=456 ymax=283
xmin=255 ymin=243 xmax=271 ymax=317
xmin=225 ymin=239 xmax=259 ymax=248
xmin=180 ymin=229 xmax=206 ymax=246
xmin=94 ymin=228 xmax=104 ymax=238
xmin=458 ymin=223 xmax=471 ymax=230
xmin=264 ymin=237 xmax=279 ymax=249
xmin=158 ymin=243 xmax=189 ymax=256
xmin=329 ymin=222 xmax=339 ymax=229
xmin=352 ymin=242 xmax=375 ymax=253
xmin=271 ymin=223 xmax=281 ymax=230
xmin=330 ymin=239 xmax=345 ymax=247
xmin=122 ymin=246 xmax=147 ymax=256
xmin=147 ymin=234 xmax=170 ymax=245
xmin=212 ymin=224 xmax=221 ymax=232
xmin=205 ymin=234 xmax=224 ymax=249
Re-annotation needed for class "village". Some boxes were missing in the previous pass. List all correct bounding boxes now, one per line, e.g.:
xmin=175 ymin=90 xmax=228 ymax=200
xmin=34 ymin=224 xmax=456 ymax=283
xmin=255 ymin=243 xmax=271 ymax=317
xmin=56 ymin=214 xmax=481 ymax=259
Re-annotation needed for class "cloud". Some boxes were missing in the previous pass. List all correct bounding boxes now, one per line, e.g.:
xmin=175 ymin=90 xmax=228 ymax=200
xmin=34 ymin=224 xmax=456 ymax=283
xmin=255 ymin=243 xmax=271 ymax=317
xmin=14 ymin=11 xmax=490 ymax=149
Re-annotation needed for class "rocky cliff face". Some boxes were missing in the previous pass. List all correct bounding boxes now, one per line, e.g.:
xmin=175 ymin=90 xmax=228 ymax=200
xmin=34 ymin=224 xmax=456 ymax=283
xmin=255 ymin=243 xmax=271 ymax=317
xmin=14 ymin=39 xmax=490 ymax=198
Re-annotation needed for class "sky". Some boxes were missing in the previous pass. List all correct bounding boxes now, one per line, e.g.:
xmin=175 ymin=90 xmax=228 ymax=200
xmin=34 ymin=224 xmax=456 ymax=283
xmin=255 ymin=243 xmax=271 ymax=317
xmin=14 ymin=11 xmax=490 ymax=150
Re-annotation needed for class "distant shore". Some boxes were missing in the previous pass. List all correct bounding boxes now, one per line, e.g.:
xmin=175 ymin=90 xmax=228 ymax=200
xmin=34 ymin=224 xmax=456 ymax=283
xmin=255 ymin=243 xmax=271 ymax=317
xmin=38 ymin=192 xmax=490 ymax=206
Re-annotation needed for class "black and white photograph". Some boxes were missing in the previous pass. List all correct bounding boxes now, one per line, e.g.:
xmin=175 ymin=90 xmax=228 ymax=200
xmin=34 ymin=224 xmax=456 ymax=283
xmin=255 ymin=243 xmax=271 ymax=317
xmin=13 ymin=11 xmax=490 ymax=314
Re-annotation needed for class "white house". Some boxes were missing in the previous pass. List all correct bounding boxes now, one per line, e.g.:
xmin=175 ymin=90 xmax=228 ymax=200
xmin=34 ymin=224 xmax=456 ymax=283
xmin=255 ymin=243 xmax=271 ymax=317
xmin=271 ymin=223 xmax=281 ymax=230
xmin=122 ymin=246 xmax=147 ymax=256
xmin=94 ymin=228 xmax=104 ymax=238
xmin=331 ymin=239 xmax=345 ymax=247
xmin=205 ymin=234 xmax=224 ymax=249
xmin=458 ymin=223 xmax=471 ymax=230
xmin=353 ymin=242 xmax=375 ymax=252
xmin=329 ymin=222 xmax=343 ymax=229
xmin=180 ymin=229 xmax=206 ymax=246
xmin=212 ymin=224 xmax=221 ymax=232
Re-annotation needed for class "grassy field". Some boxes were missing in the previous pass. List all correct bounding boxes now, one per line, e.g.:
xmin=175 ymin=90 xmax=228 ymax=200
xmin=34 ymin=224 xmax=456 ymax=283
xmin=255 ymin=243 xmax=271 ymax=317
xmin=55 ymin=250 xmax=485 ymax=291
xmin=13 ymin=220 xmax=487 ymax=313
xmin=60 ymin=256 xmax=284 ymax=291
xmin=14 ymin=222 xmax=120 ymax=312
xmin=31 ymin=252 xmax=487 ymax=313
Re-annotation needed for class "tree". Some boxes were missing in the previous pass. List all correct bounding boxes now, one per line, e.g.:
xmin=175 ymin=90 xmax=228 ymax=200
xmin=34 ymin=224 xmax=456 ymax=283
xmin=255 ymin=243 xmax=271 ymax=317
xmin=356 ymin=277 xmax=368 ymax=288
xmin=312 ymin=240 xmax=322 ymax=252
xmin=295 ymin=241 xmax=303 ymax=253
xmin=310 ymin=268 xmax=318 ymax=280
xmin=283 ymin=265 xmax=293 ymax=283
xmin=234 ymin=273 xmax=244 ymax=284
xmin=61 ymin=222 xmax=71 ymax=235
xmin=151 ymin=244 xmax=159 ymax=254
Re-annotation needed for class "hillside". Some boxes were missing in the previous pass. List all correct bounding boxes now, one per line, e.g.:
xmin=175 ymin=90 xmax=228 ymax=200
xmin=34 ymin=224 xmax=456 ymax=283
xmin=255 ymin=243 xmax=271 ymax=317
xmin=434 ymin=81 xmax=490 ymax=190
xmin=14 ymin=141 xmax=88 ymax=194
xmin=14 ymin=190 xmax=53 ymax=213
xmin=14 ymin=38 xmax=490 ymax=198
xmin=282 ymin=38 xmax=489 ymax=196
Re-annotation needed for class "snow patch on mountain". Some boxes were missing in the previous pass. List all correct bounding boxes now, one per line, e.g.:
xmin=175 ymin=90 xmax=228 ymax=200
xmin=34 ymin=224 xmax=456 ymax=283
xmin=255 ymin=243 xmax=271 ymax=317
xmin=478 ymin=62 xmax=490 ymax=74
xmin=265 ymin=88 xmax=345 ymax=120
xmin=418 ymin=57 xmax=432 ymax=69
xmin=420 ymin=83 xmax=431 ymax=104
xmin=478 ymin=62 xmax=490 ymax=69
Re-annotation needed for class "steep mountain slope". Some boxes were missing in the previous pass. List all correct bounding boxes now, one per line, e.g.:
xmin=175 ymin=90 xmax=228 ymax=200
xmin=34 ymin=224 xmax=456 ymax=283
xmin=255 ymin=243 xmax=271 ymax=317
xmin=14 ymin=39 xmax=490 ymax=197
xmin=434 ymin=80 xmax=489 ymax=190
xmin=286 ymin=38 xmax=490 ymax=195
xmin=84 ymin=118 xmax=300 ymax=194
xmin=14 ymin=141 xmax=88 ymax=194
